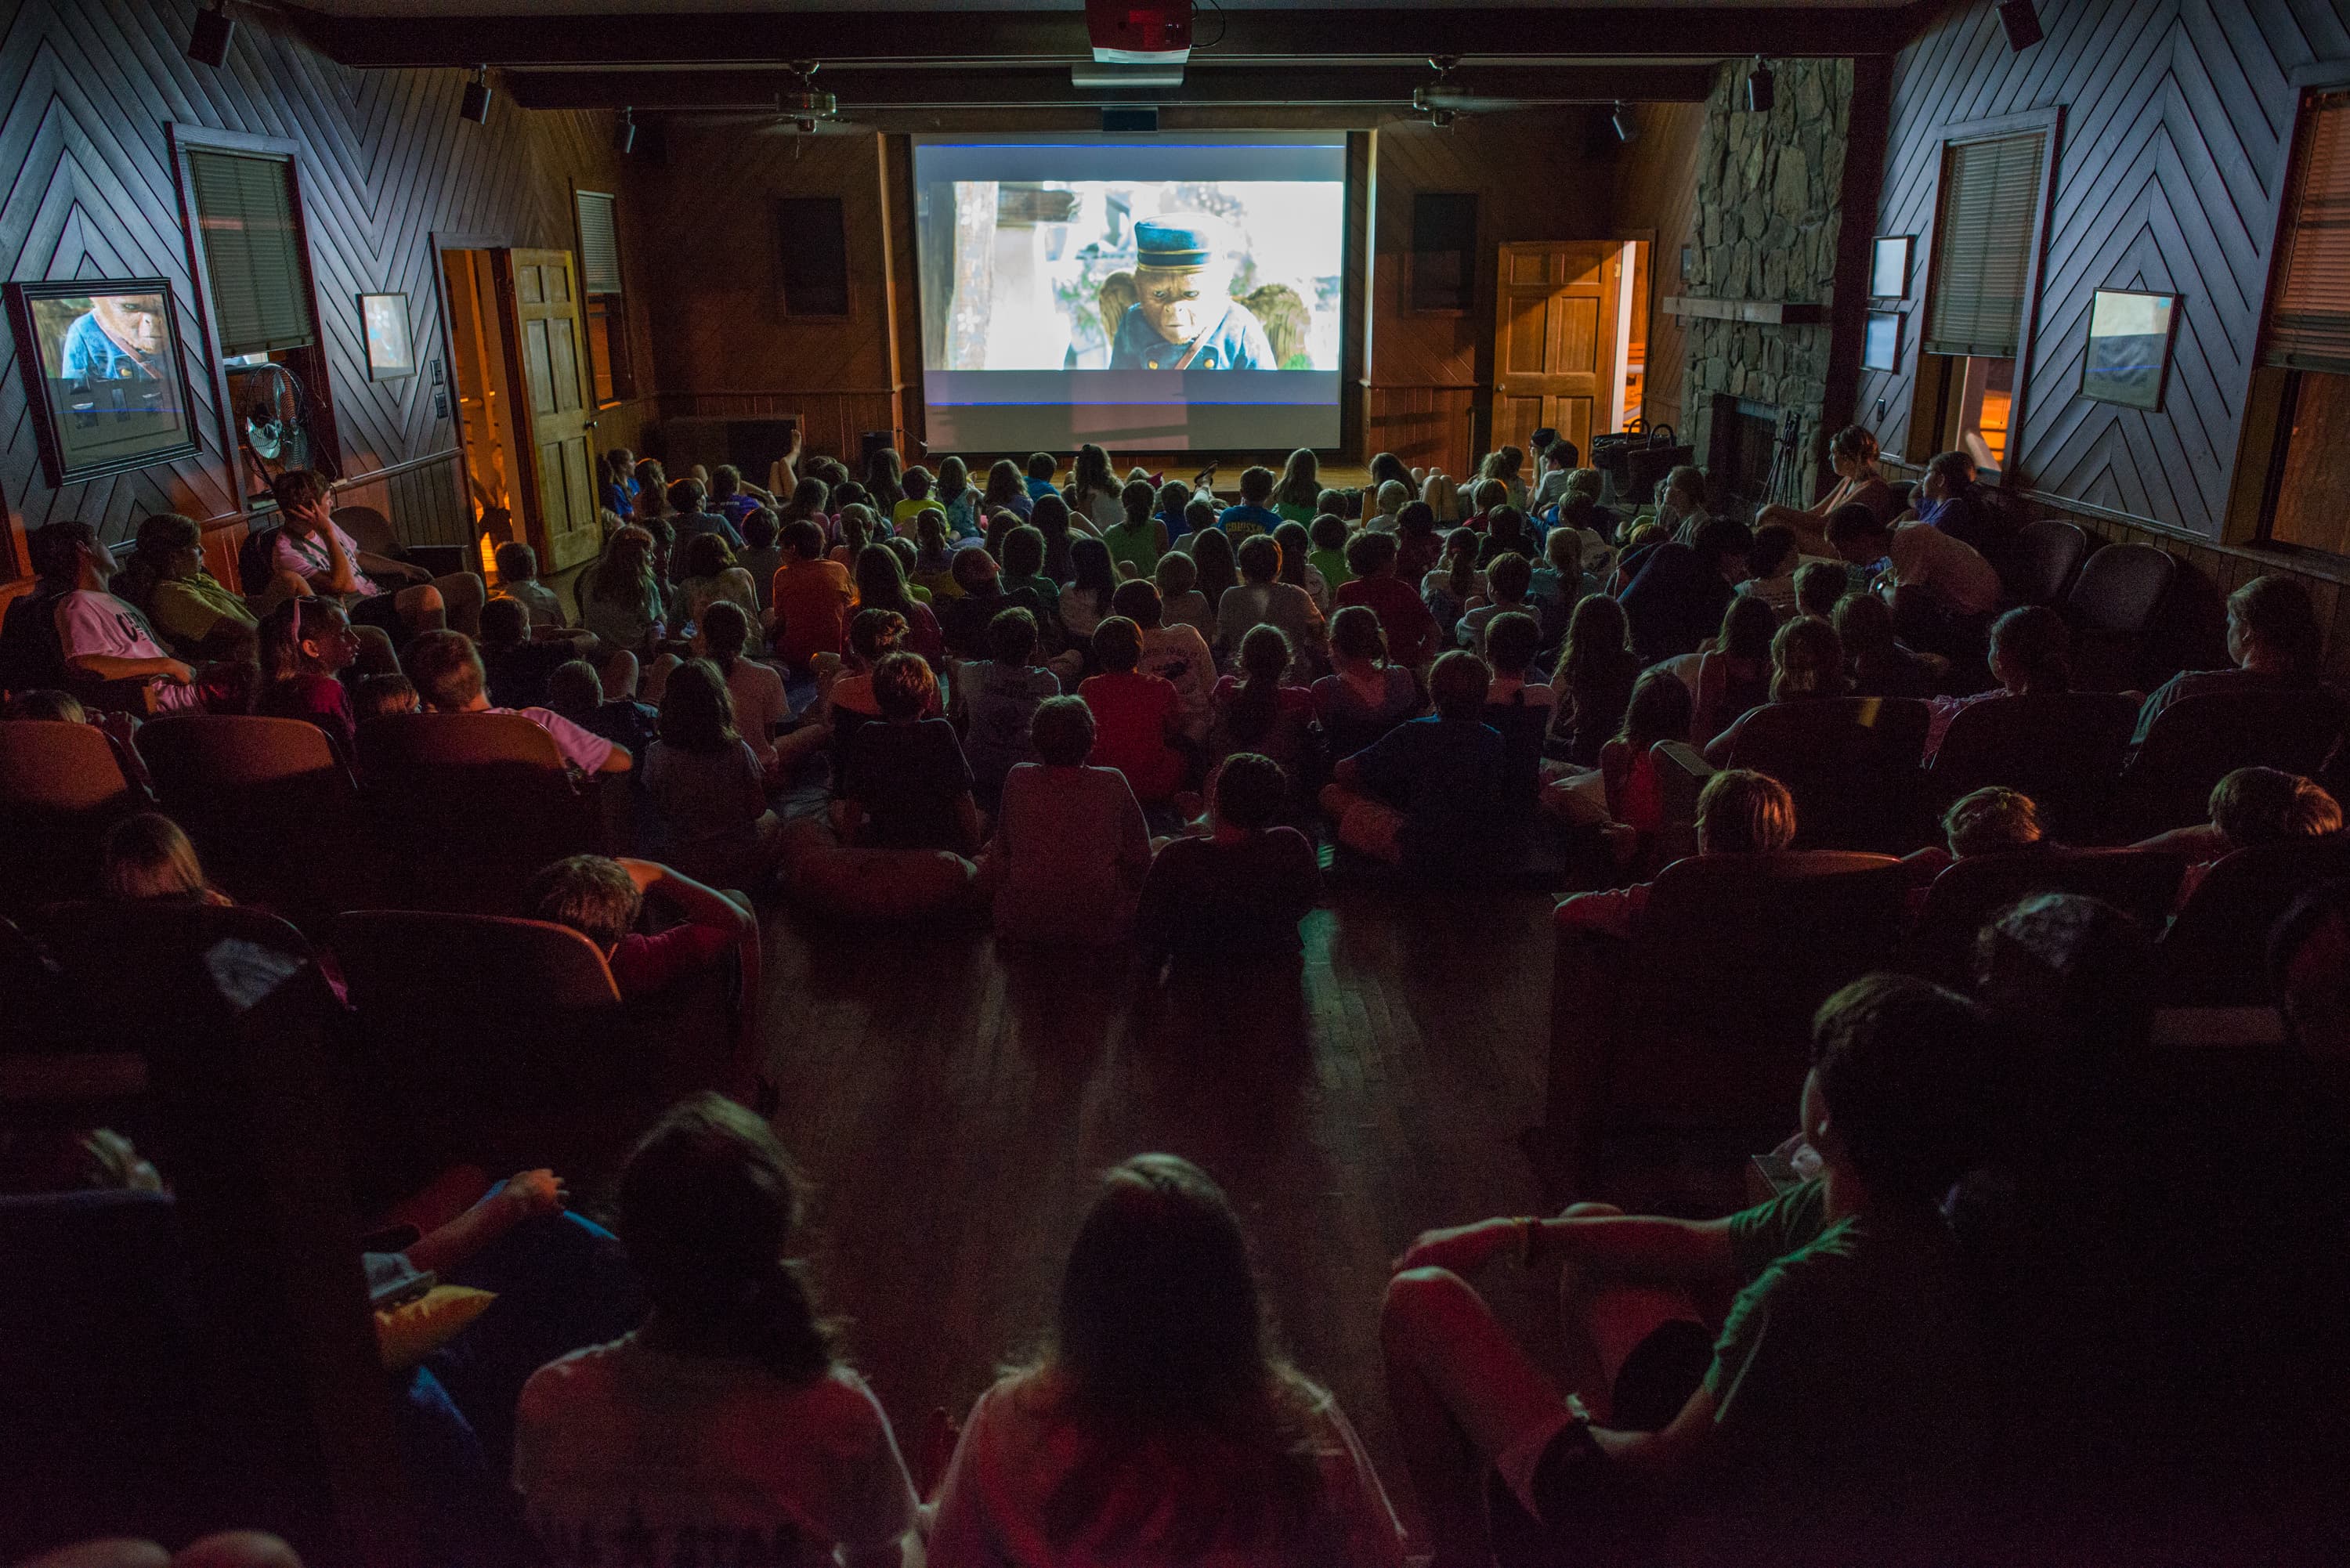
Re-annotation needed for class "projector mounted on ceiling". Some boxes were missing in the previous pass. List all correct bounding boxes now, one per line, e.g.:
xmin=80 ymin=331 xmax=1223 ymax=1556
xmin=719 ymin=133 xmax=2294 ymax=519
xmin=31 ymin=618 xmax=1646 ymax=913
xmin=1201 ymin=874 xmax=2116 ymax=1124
xmin=1086 ymin=0 xmax=1192 ymax=65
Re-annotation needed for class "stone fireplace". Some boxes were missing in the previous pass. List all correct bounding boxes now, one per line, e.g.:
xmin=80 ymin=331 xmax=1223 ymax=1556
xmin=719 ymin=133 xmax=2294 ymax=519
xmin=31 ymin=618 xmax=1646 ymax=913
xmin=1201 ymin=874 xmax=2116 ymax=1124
xmin=1680 ymin=57 xmax=1854 ymax=507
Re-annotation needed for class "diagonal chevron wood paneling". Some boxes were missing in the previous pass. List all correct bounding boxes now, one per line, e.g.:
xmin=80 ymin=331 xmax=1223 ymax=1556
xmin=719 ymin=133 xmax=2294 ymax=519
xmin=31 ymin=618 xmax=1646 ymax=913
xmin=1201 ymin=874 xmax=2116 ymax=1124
xmin=1864 ymin=0 xmax=2350 ymax=540
xmin=0 ymin=0 xmax=648 ymax=577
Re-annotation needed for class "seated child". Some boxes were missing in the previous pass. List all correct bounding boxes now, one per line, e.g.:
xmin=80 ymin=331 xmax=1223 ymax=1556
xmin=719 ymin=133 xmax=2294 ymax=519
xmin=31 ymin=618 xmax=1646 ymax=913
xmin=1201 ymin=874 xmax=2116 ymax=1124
xmin=1115 ymin=579 xmax=1213 ymax=742
xmin=644 ymin=659 xmax=785 ymax=892
xmin=1480 ymin=612 xmax=1555 ymax=822
xmin=1740 ymin=522 xmax=1802 ymax=620
xmin=527 ymin=852 xmax=756 ymax=999
xmin=352 ymin=671 xmax=421 ymax=728
xmin=1837 ymin=589 xmax=1940 ymax=699
xmin=986 ymin=695 xmax=1152 ymax=945
xmin=1335 ymin=529 xmax=1441 ymax=669
xmin=404 ymin=629 xmax=631 ymax=775
xmin=1153 ymin=548 xmax=1216 ymax=645
xmin=1210 ymin=623 xmax=1318 ymax=789
xmin=735 ymin=508 xmax=783 ymax=610
xmin=1542 ymin=666 xmax=1696 ymax=864
xmin=1312 ymin=605 xmax=1424 ymax=763
xmin=479 ymin=594 xmax=592 ymax=710
xmin=1902 ymin=785 xmax=2046 ymax=901
xmin=544 ymin=659 xmax=657 ymax=759
xmin=99 ymin=811 xmax=230 ymax=905
xmin=1795 ymin=559 xmax=1848 ymax=621
xmin=951 ymin=607 xmax=1061 ymax=813
xmin=833 ymin=651 xmax=982 ymax=855
xmin=494 ymin=542 xmax=568 ymax=628
xmin=1308 ymin=512 xmax=1354 ymax=592
xmin=1320 ymin=651 xmax=1506 ymax=873
xmin=1133 ymin=753 xmax=1321 ymax=963
xmin=1555 ymin=767 xmax=1795 ymax=938
xmin=1078 ymin=616 xmax=1185 ymax=805
xmin=2138 ymin=765 xmax=2344 ymax=905
xmin=1381 ymin=973 xmax=1992 ymax=1568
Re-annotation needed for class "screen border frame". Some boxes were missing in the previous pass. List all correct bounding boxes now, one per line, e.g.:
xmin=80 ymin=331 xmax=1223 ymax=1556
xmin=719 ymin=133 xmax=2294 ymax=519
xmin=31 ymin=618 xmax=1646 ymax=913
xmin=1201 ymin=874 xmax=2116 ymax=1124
xmin=6 ymin=276 xmax=205 ymax=488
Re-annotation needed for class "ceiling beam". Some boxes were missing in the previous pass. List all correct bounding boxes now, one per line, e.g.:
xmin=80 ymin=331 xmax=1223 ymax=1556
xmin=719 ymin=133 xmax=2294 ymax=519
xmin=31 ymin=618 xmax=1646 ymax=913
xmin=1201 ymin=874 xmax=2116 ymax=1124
xmin=500 ymin=63 xmax=1719 ymax=113
xmin=284 ymin=4 xmax=1942 ymax=70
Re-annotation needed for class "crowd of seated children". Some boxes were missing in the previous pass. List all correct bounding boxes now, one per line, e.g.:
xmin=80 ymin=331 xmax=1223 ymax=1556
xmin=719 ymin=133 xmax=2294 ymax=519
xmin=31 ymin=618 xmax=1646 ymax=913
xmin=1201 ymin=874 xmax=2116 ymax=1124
xmin=1313 ymin=606 xmax=1426 ymax=762
xmin=2135 ymin=765 xmax=2344 ymax=905
xmin=1826 ymin=501 xmax=2003 ymax=663
xmin=515 ymin=1094 xmax=923 ymax=1565
xmin=984 ymin=695 xmax=1153 ymax=946
xmin=1382 ymin=972 xmax=1992 ymax=1567
xmin=929 ymin=1153 xmax=1404 ymax=1566
xmin=833 ymin=650 xmax=983 ymax=857
xmin=406 ymin=629 xmax=633 ymax=775
xmin=1555 ymin=768 xmax=1798 ymax=938
xmin=1321 ymin=651 xmax=1506 ymax=873
xmin=1701 ymin=616 xmax=1847 ymax=765
xmin=2135 ymin=573 xmax=2329 ymax=742
xmin=643 ymin=659 xmax=785 ymax=892
xmin=1115 ymin=580 xmax=1213 ymax=742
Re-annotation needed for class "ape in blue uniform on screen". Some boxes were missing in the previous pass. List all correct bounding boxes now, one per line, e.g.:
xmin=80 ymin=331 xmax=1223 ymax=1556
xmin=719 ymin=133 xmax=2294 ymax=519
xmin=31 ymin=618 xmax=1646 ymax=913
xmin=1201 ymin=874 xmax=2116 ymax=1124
xmin=1109 ymin=217 xmax=1278 ymax=371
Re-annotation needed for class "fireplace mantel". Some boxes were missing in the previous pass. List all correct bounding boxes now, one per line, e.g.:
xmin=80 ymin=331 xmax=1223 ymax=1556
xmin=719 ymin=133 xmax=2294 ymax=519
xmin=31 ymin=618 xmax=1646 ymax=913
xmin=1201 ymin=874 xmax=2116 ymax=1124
xmin=1661 ymin=296 xmax=1828 ymax=326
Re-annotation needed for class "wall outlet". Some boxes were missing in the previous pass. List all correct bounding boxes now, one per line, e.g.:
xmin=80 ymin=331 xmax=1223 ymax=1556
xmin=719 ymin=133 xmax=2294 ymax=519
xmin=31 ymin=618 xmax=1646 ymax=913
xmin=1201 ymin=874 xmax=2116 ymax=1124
xmin=429 ymin=358 xmax=444 ymax=385
xmin=433 ymin=389 xmax=450 ymax=420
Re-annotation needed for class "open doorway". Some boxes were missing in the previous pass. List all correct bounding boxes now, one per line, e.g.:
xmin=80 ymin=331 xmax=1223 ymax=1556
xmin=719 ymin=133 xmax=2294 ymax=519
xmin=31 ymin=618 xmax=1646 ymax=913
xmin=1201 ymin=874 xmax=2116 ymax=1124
xmin=1491 ymin=240 xmax=1649 ymax=460
xmin=439 ymin=246 xmax=520 ymax=573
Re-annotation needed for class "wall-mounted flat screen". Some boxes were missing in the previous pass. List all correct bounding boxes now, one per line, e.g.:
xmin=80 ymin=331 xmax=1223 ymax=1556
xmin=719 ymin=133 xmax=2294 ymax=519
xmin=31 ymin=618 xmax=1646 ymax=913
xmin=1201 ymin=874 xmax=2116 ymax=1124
xmin=911 ymin=135 xmax=1346 ymax=451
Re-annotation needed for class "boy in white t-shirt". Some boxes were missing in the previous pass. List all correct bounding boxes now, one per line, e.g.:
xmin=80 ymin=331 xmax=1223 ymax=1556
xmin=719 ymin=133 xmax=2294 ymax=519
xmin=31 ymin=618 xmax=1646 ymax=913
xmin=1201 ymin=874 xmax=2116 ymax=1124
xmin=37 ymin=521 xmax=203 ymax=712
xmin=404 ymin=629 xmax=632 ymax=775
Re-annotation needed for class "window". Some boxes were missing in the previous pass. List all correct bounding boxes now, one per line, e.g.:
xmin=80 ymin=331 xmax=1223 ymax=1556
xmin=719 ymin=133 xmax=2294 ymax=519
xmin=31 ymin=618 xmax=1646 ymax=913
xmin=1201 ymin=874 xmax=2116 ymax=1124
xmin=1917 ymin=127 xmax=2049 ymax=474
xmin=181 ymin=139 xmax=334 ymax=502
xmin=574 ymin=190 xmax=634 ymax=403
xmin=2254 ymin=91 xmax=2350 ymax=555
xmin=777 ymin=197 xmax=850 ymax=317
xmin=1411 ymin=193 xmax=1477 ymax=313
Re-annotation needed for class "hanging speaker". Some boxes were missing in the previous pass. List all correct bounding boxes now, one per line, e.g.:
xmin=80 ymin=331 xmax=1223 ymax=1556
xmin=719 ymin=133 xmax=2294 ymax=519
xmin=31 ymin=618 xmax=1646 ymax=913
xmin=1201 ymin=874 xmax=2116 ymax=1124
xmin=1745 ymin=59 xmax=1775 ymax=114
xmin=460 ymin=67 xmax=493 ymax=125
xmin=188 ymin=3 xmax=234 ymax=67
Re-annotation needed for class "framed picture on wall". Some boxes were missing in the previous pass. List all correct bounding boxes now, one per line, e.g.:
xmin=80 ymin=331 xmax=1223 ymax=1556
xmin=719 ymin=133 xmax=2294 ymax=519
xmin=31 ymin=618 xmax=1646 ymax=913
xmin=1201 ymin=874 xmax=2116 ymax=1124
xmin=5 ymin=278 xmax=203 ymax=487
xmin=360 ymin=292 xmax=415 ymax=380
xmin=1863 ymin=311 xmax=1903 ymax=372
xmin=2081 ymin=288 xmax=2179 ymax=413
xmin=1870 ymin=236 xmax=1913 ymax=300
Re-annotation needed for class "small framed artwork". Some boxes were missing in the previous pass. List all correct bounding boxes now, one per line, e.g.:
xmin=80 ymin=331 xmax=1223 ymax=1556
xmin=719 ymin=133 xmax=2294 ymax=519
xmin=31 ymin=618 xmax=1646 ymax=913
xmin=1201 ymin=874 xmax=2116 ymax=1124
xmin=5 ymin=278 xmax=203 ymax=487
xmin=1862 ymin=310 xmax=1902 ymax=373
xmin=2081 ymin=288 xmax=2179 ymax=413
xmin=360 ymin=291 xmax=415 ymax=380
xmin=1870 ymin=236 xmax=1913 ymax=300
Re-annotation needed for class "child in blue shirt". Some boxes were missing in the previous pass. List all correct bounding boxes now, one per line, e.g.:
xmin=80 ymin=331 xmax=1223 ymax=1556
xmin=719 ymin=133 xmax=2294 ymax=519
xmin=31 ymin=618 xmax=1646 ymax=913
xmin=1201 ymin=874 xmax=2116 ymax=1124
xmin=1217 ymin=465 xmax=1283 ymax=541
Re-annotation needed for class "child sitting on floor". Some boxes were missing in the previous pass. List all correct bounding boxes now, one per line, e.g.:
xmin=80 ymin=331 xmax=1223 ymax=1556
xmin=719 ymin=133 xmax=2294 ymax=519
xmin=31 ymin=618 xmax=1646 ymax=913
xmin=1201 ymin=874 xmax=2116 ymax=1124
xmin=1153 ymin=548 xmax=1215 ymax=645
xmin=644 ymin=659 xmax=785 ymax=892
xmin=952 ymin=607 xmax=1061 ymax=813
xmin=985 ymin=695 xmax=1152 ymax=946
xmin=1079 ymin=616 xmax=1186 ymax=806
xmin=1133 ymin=753 xmax=1322 ymax=965
xmin=495 ymin=541 xmax=567 ymax=628
xmin=1320 ymin=650 xmax=1506 ymax=874
xmin=1542 ymin=668 xmax=1698 ymax=867
xmin=526 ymin=853 xmax=756 ymax=999
xmin=833 ymin=651 xmax=982 ymax=856
xmin=1554 ymin=768 xmax=1796 ymax=938
xmin=1308 ymin=513 xmax=1354 ymax=593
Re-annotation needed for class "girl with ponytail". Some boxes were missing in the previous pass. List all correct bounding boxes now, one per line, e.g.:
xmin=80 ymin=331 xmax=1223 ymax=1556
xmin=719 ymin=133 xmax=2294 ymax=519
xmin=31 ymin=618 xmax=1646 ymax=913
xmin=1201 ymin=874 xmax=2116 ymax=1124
xmin=515 ymin=1093 xmax=922 ymax=1560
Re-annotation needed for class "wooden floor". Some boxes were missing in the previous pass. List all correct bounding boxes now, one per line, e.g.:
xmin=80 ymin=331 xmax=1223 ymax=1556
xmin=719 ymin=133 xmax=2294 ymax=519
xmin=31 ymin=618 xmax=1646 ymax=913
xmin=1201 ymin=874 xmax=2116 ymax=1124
xmin=754 ymin=882 xmax=1584 ymax=1537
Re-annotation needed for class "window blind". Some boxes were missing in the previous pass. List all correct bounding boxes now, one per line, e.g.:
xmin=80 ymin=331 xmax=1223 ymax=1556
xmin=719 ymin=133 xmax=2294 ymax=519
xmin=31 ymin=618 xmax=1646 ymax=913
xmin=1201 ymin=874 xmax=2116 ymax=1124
xmin=576 ymin=190 xmax=622 ymax=296
xmin=2264 ymin=92 xmax=2350 ymax=374
xmin=1924 ymin=131 xmax=2046 ymax=359
xmin=187 ymin=149 xmax=316 ymax=356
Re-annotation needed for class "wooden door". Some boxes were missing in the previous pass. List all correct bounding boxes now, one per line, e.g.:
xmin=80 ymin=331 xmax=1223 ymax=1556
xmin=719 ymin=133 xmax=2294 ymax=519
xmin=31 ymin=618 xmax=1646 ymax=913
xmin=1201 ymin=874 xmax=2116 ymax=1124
xmin=1491 ymin=242 xmax=1622 ymax=462
xmin=497 ymin=248 xmax=602 ymax=573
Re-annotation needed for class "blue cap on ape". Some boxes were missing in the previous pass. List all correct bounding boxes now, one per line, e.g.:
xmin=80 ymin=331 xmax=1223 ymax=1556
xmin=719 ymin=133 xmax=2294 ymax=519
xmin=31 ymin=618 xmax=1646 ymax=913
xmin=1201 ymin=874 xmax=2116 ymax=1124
xmin=1133 ymin=216 xmax=1218 ymax=273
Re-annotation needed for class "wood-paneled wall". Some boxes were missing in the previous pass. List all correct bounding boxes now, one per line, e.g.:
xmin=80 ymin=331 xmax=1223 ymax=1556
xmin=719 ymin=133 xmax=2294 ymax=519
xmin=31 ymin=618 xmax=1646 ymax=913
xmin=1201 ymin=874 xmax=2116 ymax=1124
xmin=0 ymin=0 xmax=643 ymax=587
xmin=1367 ymin=114 xmax=1622 ymax=479
xmin=1866 ymin=0 xmax=2350 ymax=540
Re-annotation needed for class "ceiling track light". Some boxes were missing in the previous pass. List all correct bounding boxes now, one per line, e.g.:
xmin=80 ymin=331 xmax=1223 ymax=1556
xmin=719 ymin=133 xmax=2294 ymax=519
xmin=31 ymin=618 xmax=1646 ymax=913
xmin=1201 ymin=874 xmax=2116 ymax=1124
xmin=459 ymin=66 xmax=493 ymax=125
xmin=1997 ymin=0 xmax=2044 ymax=51
xmin=187 ymin=2 xmax=235 ymax=68
xmin=1610 ymin=101 xmax=1636 ymax=143
xmin=1745 ymin=56 xmax=1775 ymax=114
xmin=613 ymin=107 xmax=637 ymax=155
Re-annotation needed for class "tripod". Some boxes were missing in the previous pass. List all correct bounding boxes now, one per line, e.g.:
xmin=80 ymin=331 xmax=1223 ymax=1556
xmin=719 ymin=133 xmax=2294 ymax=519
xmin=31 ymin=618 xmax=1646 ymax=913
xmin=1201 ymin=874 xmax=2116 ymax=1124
xmin=1759 ymin=409 xmax=1805 ymax=511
